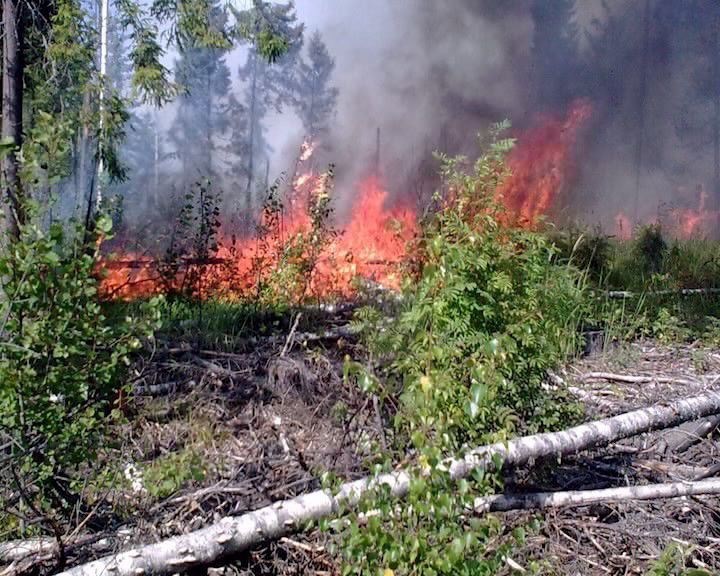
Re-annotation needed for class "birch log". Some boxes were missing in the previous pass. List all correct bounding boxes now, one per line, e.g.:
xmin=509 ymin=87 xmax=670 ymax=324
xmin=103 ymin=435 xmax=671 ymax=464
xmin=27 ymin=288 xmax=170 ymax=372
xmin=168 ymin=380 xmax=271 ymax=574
xmin=474 ymin=478 xmax=720 ymax=512
xmin=57 ymin=391 xmax=720 ymax=576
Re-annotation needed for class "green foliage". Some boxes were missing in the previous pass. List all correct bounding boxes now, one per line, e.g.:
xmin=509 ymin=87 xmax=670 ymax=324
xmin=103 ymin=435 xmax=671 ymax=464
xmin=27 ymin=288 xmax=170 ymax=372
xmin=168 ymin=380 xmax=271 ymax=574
xmin=645 ymin=542 xmax=711 ymax=576
xmin=142 ymin=449 xmax=206 ymax=499
xmin=0 ymin=217 xmax=160 ymax=531
xmin=333 ymin=125 xmax=585 ymax=575
xmin=158 ymin=179 xmax=222 ymax=298
xmin=634 ymin=224 xmax=668 ymax=277
xmin=360 ymin=128 xmax=585 ymax=449
xmin=547 ymin=224 xmax=610 ymax=283
xmin=249 ymin=167 xmax=339 ymax=305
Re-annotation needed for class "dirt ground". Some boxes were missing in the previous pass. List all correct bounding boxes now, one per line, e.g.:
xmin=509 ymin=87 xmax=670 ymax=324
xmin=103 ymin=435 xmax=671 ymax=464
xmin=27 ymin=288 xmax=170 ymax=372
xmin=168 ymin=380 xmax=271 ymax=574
xmin=50 ymin=323 xmax=720 ymax=575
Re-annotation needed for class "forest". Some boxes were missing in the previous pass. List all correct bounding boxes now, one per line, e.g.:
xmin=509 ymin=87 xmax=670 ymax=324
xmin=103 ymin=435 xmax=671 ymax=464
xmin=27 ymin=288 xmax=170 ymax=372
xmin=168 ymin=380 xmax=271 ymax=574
xmin=4 ymin=1 xmax=720 ymax=575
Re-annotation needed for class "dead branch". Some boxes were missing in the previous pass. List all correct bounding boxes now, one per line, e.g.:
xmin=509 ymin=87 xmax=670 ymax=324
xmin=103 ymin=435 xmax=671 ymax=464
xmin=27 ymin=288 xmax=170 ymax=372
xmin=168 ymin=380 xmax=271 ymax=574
xmin=580 ymin=372 xmax=700 ymax=386
xmin=654 ymin=415 xmax=720 ymax=454
xmin=55 ymin=391 xmax=720 ymax=576
xmin=473 ymin=478 xmax=720 ymax=512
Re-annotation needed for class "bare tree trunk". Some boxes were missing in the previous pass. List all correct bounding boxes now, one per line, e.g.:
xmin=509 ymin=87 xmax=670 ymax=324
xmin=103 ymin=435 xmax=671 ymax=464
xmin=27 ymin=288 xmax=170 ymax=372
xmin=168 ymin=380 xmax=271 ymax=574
xmin=76 ymin=91 xmax=92 ymax=218
xmin=473 ymin=478 xmax=720 ymax=513
xmin=633 ymin=0 xmax=651 ymax=224
xmin=1 ymin=0 xmax=24 ymax=239
xmin=153 ymin=111 xmax=159 ymax=209
xmin=95 ymin=0 xmax=109 ymax=210
xmin=714 ymin=17 xmax=720 ymax=210
xmin=244 ymin=52 xmax=258 ymax=218
xmin=56 ymin=391 xmax=720 ymax=576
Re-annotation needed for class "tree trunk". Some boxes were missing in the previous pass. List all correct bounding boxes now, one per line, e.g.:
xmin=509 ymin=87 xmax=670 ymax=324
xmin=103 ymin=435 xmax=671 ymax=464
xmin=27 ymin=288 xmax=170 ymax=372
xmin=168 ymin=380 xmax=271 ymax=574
xmin=95 ymin=0 xmax=109 ymax=210
xmin=633 ymin=0 xmax=651 ymax=224
xmin=714 ymin=17 xmax=720 ymax=210
xmin=473 ymin=478 xmax=720 ymax=513
xmin=244 ymin=52 xmax=258 ymax=218
xmin=1 ymin=0 xmax=24 ymax=239
xmin=56 ymin=390 xmax=720 ymax=576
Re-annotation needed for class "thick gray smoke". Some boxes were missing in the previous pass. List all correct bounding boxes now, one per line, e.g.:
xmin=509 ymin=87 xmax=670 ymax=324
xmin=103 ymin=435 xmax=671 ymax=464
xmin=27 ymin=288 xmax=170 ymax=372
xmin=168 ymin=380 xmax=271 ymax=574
xmin=116 ymin=0 xmax=720 ymax=239
xmin=286 ymin=0 xmax=535 ymax=214
xmin=285 ymin=0 xmax=720 ymax=233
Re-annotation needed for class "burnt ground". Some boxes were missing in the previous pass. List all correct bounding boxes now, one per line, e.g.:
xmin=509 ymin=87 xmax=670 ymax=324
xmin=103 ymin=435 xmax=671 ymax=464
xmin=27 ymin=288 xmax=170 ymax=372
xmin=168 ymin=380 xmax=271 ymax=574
xmin=26 ymin=319 xmax=720 ymax=576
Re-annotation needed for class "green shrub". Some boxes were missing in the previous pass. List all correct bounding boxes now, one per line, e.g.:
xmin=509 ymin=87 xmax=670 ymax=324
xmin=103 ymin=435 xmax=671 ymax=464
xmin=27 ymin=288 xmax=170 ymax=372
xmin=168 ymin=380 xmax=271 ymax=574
xmin=0 ymin=217 xmax=159 ymax=533
xmin=547 ymin=224 xmax=610 ymax=283
xmin=634 ymin=224 xmax=667 ymax=277
xmin=334 ymin=125 xmax=585 ymax=575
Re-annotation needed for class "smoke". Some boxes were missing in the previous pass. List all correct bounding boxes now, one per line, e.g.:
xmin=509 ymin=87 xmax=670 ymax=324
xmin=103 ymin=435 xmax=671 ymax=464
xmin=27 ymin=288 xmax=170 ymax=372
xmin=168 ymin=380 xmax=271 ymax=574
xmin=286 ymin=0 xmax=720 ymax=233
xmin=286 ymin=0 xmax=535 ymax=212
xmin=115 ymin=0 xmax=720 ymax=237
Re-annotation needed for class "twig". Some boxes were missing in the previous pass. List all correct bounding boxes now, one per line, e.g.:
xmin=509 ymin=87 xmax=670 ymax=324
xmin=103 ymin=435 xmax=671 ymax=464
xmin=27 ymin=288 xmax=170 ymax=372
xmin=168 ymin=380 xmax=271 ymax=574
xmin=281 ymin=313 xmax=302 ymax=357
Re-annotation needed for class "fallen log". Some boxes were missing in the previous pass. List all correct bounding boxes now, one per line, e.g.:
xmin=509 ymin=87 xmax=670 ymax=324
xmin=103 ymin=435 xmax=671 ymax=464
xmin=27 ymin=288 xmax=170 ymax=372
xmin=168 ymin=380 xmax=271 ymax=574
xmin=473 ymin=478 xmax=720 ymax=512
xmin=607 ymin=288 xmax=720 ymax=299
xmin=654 ymin=414 xmax=720 ymax=454
xmin=580 ymin=372 xmax=700 ymax=386
xmin=57 ymin=391 xmax=720 ymax=576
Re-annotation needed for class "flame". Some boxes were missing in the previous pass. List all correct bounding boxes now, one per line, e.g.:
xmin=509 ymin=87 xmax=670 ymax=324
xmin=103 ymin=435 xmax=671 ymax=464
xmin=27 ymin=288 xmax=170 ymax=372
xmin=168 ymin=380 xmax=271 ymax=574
xmin=100 ymin=103 xmax=594 ymax=301
xmin=615 ymin=184 xmax=719 ymax=240
xmin=498 ymin=99 xmax=592 ymax=226
xmin=99 ymin=172 xmax=416 ymax=301
xmin=669 ymin=185 xmax=718 ymax=238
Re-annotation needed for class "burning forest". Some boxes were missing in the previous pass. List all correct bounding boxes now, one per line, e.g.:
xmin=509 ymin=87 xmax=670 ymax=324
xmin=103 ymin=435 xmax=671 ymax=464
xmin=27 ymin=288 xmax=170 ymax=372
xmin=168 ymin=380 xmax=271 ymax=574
xmin=6 ymin=2 xmax=720 ymax=576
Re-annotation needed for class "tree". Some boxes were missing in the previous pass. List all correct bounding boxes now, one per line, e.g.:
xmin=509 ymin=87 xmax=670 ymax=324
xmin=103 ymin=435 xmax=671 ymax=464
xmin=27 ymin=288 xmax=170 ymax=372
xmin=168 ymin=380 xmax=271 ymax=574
xmin=232 ymin=0 xmax=304 ymax=216
xmin=0 ymin=0 xmax=289 ymax=241
xmin=1 ymin=0 xmax=24 ymax=238
xmin=292 ymin=31 xmax=338 ymax=139
xmin=529 ymin=0 xmax=580 ymax=111
xmin=167 ymin=0 xmax=233 ymax=185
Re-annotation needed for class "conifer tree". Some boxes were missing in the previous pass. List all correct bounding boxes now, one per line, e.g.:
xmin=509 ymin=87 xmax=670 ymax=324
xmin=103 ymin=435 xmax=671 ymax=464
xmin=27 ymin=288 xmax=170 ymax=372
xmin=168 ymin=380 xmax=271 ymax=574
xmin=293 ymin=31 xmax=338 ymax=139
xmin=232 ymin=0 xmax=304 ymax=214
xmin=167 ymin=0 xmax=233 ymax=184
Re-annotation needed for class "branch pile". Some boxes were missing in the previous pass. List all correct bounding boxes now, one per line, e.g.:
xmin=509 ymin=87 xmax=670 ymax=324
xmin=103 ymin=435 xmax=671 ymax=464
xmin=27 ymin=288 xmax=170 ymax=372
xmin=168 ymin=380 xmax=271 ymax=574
xmin=49 ymin=391 xmax=720 ymax=576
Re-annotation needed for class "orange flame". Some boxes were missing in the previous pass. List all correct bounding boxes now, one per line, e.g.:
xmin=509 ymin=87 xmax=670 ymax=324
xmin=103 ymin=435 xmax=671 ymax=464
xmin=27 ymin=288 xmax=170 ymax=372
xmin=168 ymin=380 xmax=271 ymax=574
xmin=99 ymin=173 xmax=416 ymax=301
xmin=498 ymin=98 xmax=592 ymax=226
xmin=100 ymin=103 xmax=594 ymax=301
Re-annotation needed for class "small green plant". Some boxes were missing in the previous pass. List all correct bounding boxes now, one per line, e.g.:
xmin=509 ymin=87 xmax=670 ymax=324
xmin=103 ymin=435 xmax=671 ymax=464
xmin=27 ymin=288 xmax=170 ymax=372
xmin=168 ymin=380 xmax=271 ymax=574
xmin=142 ymin=449 xmax=206 ymax=499
xmin=645 ymin=542 xmax=710 ymax=576
xmin=333 ymin=125 xmax=585 ymax=575
xmin=0 ymin=215 xmax=160 ymax=537
xmin=634 ymin=224 xmax=667 ymax=278
xmin=250 ymin=166 xmax=339 ymax=305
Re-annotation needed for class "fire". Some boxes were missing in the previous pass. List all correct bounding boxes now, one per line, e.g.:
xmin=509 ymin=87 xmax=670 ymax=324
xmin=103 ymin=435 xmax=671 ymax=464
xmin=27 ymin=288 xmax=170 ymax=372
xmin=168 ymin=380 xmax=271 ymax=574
xmin=670 ymin=185 xmax=718 ymax=238
xmin=615 ymin=184 xmax=720 ymax=240
xmin=99 ymin=170 xmax=417 ymax=301
xmin=100 ymin=103 xmax=594 ymax=301
xmin=498 ymin=99 xmax=592 ymax=226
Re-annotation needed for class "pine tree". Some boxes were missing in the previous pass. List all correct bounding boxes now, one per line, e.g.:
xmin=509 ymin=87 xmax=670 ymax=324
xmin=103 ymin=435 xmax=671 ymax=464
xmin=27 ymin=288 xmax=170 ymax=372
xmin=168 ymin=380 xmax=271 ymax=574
xmin=293 ymin=31 xmax=338 ymax=139
xmin=167 ymin=0 xmax=233 ymax=184
xmin=232 ymin=0 xmax=304 ymax=215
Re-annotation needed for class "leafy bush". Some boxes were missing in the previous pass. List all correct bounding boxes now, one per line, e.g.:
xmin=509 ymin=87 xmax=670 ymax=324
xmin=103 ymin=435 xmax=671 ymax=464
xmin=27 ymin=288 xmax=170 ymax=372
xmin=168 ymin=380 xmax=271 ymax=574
xmin=0 ymin=217 xmax=159 ymax=535
xmin=634 ymin=224 xmax=667 ymax=277
xmin=547 ymin=224 xmax=610 ymax=283
xmin=334 ymin=125 xmax=585 ymax=575
xmin=358 ymin=128 xmax=586 ymax=450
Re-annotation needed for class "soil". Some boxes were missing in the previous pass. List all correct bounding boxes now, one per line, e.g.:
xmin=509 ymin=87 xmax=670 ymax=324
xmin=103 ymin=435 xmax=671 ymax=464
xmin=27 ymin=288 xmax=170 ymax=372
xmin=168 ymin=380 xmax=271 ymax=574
xmin=11 ymin=316 xmax=720 ymax=576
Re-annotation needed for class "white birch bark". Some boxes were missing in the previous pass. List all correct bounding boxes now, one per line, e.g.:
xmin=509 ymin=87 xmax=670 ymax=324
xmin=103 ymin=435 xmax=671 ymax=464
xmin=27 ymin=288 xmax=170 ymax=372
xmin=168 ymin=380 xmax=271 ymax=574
xmin=474 ymin=478 xmax=720 ymax=513
xmin=57 ymin=391 xmax=720 ymax=576
xmin=96 ymin=0 xmax=109 ymax=209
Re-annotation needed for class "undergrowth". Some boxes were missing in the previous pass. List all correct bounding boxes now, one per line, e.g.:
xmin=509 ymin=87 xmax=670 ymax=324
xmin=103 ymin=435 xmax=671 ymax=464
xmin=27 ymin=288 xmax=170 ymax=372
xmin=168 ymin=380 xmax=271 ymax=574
xmin=331 ymin=125 xmax=586 ymax=575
